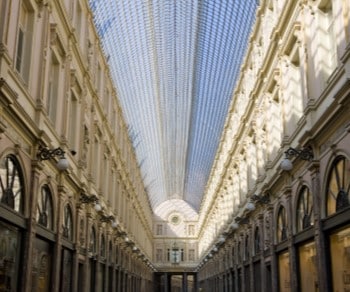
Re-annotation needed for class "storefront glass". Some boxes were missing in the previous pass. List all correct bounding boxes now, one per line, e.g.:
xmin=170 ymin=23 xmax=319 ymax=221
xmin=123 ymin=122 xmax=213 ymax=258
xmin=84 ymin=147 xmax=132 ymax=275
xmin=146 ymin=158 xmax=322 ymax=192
xmin=278 ymin=251 xmax=291 ymax=292
xmin=0 ymin=221 xmax=21 ymax=292
xmin=330 ymin=226 xmax=350 ymax=292
xmin=298 ymin=241 xmax=318 ymax=291
xmin=31 ymin=237 xmax=52 ymax=292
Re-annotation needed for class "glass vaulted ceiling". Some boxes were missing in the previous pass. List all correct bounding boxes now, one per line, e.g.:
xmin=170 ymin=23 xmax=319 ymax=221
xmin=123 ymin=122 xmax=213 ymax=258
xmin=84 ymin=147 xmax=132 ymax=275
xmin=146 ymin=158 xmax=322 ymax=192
xmin=90 ymin=1 xmax=257 ymax=211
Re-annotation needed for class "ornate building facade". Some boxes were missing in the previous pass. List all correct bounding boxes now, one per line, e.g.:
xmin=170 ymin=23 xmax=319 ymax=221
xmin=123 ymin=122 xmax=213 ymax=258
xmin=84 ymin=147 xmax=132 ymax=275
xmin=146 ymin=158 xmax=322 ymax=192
xmin=0 ymin=0 xmax=349 ymax=292
xmin=196 ymin=0 xmax=350 ymax=292
xmin=0 ymin=0 xmax=154 ymax=291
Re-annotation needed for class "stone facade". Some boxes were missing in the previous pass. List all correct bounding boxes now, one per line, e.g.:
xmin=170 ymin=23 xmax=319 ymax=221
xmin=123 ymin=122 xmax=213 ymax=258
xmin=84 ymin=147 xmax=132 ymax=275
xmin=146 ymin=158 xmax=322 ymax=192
xmin=1 ymin=0 xmax=350 ymax=291
xmin=0 ymin=0 xmax=154 ymax=291
xmin=196 ymin=0 xmax=350 ymax=291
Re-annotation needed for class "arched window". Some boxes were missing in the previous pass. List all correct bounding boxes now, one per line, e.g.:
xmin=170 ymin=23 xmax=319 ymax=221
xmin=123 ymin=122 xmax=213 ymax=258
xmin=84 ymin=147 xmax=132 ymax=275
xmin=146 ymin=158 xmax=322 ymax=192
xmin=244 ymin=234 xmax=250 ymax=260
xmin=0 ymin=155 xmax=24 ymax=213
xmin=79 ymin=218 xmax=85 ymax=246
xmin=232 ymin=246 xmax=235 ymax=264
xmin=238 ymin=240 xmax=242 ymax=262
xmin=36 ymin=185 xmax=54 ymax=230
xmin=62 ymin=204 xmax=73 ymax=240
xmin=326 ymin=156 xmax=350 ymax=216
xmin=296 ymin=186 xmax=313 ymax=232
xmin=89 ymin=227 xmax=97 ymax=254
xmin=109 ymin=241 xmax=113 ymax=261
xmin=100 ymin=234 xmax=106 ymax=258
xmin=115 ymin=246 xmax=119 ymax=264
xmin=254 ymin=226 xmax=261 ymax=255
xmin=277 ymin=206 xmax=288 ymax=243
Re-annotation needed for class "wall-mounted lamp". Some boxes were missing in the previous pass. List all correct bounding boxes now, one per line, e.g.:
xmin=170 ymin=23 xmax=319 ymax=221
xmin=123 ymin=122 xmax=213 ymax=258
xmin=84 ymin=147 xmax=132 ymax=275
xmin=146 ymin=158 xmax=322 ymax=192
xmin=94 ymin=202 xmax=102 ymax=212
xmin=111 ymin=219 xmax=119 ymax=229
xmin=235 ymin=216 xmax=249 ymax=225
xmin=280 ymin=146 xmax=314 ymax=171
xmin=251 ymin=193 xmax=270 ymax=205
xmin=37 ymin=145 xmax=76 ymax=171
xmin=218 ymin=236 xmax=226 ymax=244
xmin=231 ymin=222 xmax=239 ymax=230
xmin=245 ymin=202 xmax=256 ymax=211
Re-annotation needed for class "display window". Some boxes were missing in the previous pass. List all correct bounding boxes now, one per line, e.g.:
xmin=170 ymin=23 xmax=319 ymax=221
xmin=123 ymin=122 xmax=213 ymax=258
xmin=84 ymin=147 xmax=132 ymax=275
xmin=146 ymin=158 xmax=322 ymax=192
xmin=330 ymin=226 xmax=350 ymax=292
xmin=0 ymin=221 xmax=21 ymax=292
xmin=278 ymin=251 xmax=291 ymax=292
xmin=326 ymin=156 xmax=350 ymax=216
xmin=298 ymin=241 xmax=318 ymax=291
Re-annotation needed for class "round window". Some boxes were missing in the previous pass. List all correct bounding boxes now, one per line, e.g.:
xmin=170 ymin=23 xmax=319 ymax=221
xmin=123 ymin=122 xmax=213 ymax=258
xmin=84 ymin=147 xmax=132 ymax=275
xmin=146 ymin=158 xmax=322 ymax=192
xmin=170 ymin=215 xmax=181 ymax=225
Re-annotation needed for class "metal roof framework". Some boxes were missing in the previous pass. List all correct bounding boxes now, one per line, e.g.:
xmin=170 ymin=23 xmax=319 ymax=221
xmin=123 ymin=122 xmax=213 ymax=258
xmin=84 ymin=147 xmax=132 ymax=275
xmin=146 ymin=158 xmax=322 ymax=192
xmin=90 ymin=0 xmax=257 ymax=212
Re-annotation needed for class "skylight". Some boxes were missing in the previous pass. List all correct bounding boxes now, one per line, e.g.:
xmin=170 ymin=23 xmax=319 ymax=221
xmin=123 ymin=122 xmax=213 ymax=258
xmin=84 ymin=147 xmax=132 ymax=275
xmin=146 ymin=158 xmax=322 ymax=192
xmin=90 ymin=0 xmax=258 ymax=211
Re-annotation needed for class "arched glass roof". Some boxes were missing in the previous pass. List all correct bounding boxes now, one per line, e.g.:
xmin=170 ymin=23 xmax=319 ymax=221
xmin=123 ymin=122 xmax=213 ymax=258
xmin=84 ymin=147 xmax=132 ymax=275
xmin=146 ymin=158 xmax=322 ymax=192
xmin=90 ymin=0 xmax=257 ymax=212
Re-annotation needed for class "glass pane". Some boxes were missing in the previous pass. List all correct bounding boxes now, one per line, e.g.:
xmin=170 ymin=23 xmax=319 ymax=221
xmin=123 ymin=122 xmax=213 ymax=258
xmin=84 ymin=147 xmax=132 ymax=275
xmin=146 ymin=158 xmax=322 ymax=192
xmin=326 ymin=156 xmax=350 ymax=216
xmin=278 ymin=251 xmax=291 ymax=292
xmin=297 ymin=186 xmax=314 ymax=232
xmin=330 ymin=226 xmax=350 ymax=291
xmin=0 ymin=155 xmax=24 ymax=213
xmin=31 ymin=238 xmax=52 ymax=292
xmin=97 ymin=263 xmax=105 ymax=292
xmin=63 ymin=205 xmax=73 ymax=240
xmin=36 ymin=185 xmax=53 ymax=230
xmin=253 ymin=262 xmax=261 ymax=292
xmin=100 ymin=235 xmax=105 ymax=257
xmin=89 ymin=228 xmax=96 ymax=254
xmin=0 ymin=221 xmax=21 ymax=291
xmin=277 ymin=207 xmax=288 ymax=243
xmin=298 ymin=241 xmax=318 ymax=291
xmin=254 ymin=227 xmax=261 ymax=255
xmin=60 ymin=249 xmax=73 ymax=292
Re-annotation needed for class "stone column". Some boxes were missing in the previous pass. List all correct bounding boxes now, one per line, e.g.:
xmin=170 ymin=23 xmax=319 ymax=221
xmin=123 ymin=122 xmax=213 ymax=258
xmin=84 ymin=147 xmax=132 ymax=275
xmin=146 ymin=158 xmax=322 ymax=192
xmin=309 ymin=161 xmax=330 ymax=291
xmin=286 ymin=188 xmax=298 ymax=291
xmin=22 ymin=160 xmax=42 ymax=292
xmin=52 ymin=181 xmax=67 ymax=292
xmin=163 ymin=272 xmax=169 ymax=292
xmin=182 ymin=272 xmax=188 ymax=292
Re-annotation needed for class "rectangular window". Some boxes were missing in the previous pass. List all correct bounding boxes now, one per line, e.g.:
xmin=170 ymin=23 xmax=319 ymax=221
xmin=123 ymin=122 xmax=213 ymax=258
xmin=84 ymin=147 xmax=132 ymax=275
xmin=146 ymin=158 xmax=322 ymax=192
xmin=156 ymin=224 xmax=163 ymax=235
xmin=93 ymin=137 xmax=100 ymax=184
xmin=188 ymin=249 xmax=195 ymax=261
xmin=97 ymin=63 xmax=102 ymax=95
xmin=156 ymin=249 xmax=163 ymax=262
xmin=75 ymin=2 xmax=82 ymax=37
xmin=317 ymin=1 xmax=337 ymax=84
xmin=47 ymin=54 xmax=59 ymax=124
xmin=16 ymin=2 xmax=34 ymax=82
xmin=15 ymin=29 xmax=24 ymax=72
xmin=188 ymin=224 xmax=195 ymax=236
xmin=68 ymin=92 xmax=78 ymax=149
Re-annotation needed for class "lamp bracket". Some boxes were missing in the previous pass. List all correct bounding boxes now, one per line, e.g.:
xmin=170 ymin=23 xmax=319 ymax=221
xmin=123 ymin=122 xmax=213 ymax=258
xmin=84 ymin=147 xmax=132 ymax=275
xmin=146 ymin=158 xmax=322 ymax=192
xmin=285 ymin=146 xmax=313 ymax=161
xmin=251 ymin=193 xmax=270 ymax=204
xmin=37 ymin=146 xmax=65 ymax=161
